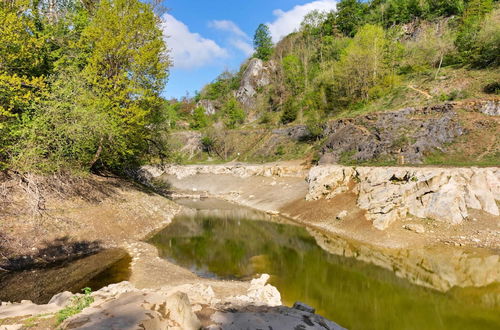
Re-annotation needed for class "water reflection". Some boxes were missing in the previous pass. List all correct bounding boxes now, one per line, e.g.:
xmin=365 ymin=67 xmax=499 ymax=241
xmin=150 ymin=200 xmax=500 ymax=330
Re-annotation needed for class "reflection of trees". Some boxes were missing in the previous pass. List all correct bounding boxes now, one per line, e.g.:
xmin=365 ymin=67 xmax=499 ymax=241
xmin=150 ymin=212 xmax=500 ymax=330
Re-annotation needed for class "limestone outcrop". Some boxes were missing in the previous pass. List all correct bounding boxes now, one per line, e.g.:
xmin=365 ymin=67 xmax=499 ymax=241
xmin=196 ymin=99 xmax=217 ymax=115
xmin=307 ymin=166 xmax=500 ymax=230
xmin=0 ymin=274 xmax=286 ymax=330
xmin=235 ymin=58 xmax=276 ymax=109
xmin=140 ymin=163 xmax=308 ymax=181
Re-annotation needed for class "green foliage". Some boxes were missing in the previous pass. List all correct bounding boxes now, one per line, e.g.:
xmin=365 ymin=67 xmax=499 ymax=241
xmin=336 ymin=0 xmax=366 ymax=37
xmin=202 ymin=70 xmax=240 ymax=101
xmin=281 ymin=100 xmax=300 ymax=124
xmin=0 ymin=0 xmax=171 ymax=173
xmin=222 ymin=97 xmax=245 ymax=129
xmin=333 ymin=24 xmax=392 ymax=101
xmin=455 ymin=0 xmax=494 ymax=64
xmin=191 ymin=106 xmax=209 ymax=130
xmin=254 ymin=24 xmax=274 ymax=61
xmin=56 ymin=288 xmax=94 ymax=324
xmin=282 ymin=55 xmax=305 ymax=90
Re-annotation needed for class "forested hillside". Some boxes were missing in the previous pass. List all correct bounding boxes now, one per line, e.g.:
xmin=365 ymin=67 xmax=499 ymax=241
xmin=0 ymin=0 xmax=170 ymax=173
xmin=171 ymin=0 xmax=498 ymax=132
xmin=1 ymin=0 xmax=498 ymax=173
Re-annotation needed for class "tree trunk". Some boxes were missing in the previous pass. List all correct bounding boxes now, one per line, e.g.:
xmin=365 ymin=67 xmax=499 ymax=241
xmin=89 ymin=138 xmax=104 ymax=169
xmin=435 ymin=54 xmax=444 ymax=80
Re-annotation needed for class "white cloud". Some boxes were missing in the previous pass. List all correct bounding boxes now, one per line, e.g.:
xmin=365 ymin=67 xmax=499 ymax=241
xmin=161 ymin=14 xmax=228 ymax=69
xmin=208 ymin=19 xmax=254 ymax=57
xmin=267 ymin=0 xmax=337 ymax=42
xmin=231 ymin=39 xmax=254 ymax=56
xmin=209 ymin=20 xmax=247 ymax=38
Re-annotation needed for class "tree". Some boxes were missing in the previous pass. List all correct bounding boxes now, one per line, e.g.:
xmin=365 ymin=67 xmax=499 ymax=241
xmin=333 ymin=24 xmax=389 ymax=101
xmin=254 ymin=24 xmax=273 ymax=61
xmin=191 ymin=106 xmax=209 ymax=129
xmin=455 ymin=0 xmax=494 ymax=63
xmin=77 ymin=0 xmax=170 ymax=169
xmin=470 ymin=7 xmax=500 ymax=67
xmin=222 ymin=97 xmax=245 ymax=129
xmin=335 ymin=0 xmax=366 ymax=37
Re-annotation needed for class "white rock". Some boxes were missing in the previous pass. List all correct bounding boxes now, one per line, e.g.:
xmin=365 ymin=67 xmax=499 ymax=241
xmin=336 ymin=210 xmax=348 ymax=220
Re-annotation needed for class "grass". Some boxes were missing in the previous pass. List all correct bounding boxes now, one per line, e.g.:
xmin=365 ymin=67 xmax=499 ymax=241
xmin=56 ymin=288 xmax=94 ymax=325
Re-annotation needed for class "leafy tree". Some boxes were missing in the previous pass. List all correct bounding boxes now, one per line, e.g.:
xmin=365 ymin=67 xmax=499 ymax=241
xmin=222 ymin=97 xmax=245 ymax=129
xmin=254 ymin=24 xmax=274 ymax=61
xmin=282 ymin=55 xmax=305 ymax=91
xmin=424 ymin=0 xmax=465 ymax=18
xmin=335 ymin=0 xmax=366 ymax=37
xmin=470 ymin=7 xmax=500 ymax=67
xmin=77 ymin=0 xmax=170 ymax=169
xmin=191 ymin=106 xmax=209 ymax=130
xmin=455 ymin=0 xmax=494 ymax=63
xmin=333 ymin=24 xmax=390 ymax=101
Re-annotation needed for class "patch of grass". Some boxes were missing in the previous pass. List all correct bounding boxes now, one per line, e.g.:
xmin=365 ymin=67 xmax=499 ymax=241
xmin=56 ymin=288 xmax=93 ymax=325
xmin=424 ymin=150 xmax=500 ymax=167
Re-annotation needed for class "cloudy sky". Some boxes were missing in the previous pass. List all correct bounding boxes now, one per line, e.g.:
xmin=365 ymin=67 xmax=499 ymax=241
xmin=161 ymin=0 xmax=337 ymax=98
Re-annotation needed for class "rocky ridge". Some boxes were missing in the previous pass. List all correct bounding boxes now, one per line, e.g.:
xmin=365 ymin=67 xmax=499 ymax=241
xmin=307 ymin=165 xmax=500 ymax=230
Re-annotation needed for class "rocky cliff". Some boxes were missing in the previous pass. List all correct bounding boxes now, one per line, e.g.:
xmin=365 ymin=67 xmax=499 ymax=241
xmin=307 ymin=165 xmax=500 ymax=230
xmin=168 ymin=98 xmax=499 ymax=165
xmin=141 ymin=162 xmax=500 ymax=231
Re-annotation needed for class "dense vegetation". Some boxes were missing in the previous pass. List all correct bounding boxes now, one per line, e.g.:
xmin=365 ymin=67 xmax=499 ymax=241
xmin=1 ymin=0 xmax=498 ymax=171
xmin=0 ymin=0 xmax=170 ymax=173
xmin=186 ymin=0 xmax=499 ymax=130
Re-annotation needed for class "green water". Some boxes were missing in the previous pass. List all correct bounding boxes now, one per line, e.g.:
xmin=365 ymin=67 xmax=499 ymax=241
xmin=149 ymin=201 xmax=500 ymax=330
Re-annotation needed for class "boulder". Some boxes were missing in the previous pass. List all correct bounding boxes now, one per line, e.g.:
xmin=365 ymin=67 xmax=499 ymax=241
xmin=479 ymin=100 xmax=500 ymax=116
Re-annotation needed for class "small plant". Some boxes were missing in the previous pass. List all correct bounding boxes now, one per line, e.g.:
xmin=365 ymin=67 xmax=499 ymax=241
xmin=56 ymin=288 xmax=94 ymax=325
xmin=275 ymin=145 xmax=285 ymax=156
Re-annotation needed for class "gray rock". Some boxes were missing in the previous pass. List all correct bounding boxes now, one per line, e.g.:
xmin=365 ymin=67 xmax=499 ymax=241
xmin=293 ymin=301 xmax=316 ymax=314
xmin=210 ymin=305 xmax=345 ymax=330
xmin=197 ymin=99 xmax=217 ymax=115
xmin=319 ymin=103 xmax=463 ymax=164
xmin=48 ymin=291 xmax=73 ymax=307
xmin=236 ymin=58 xmax=276 ymax=110
xmin=479 ymin=100 xmax=500 ymax=116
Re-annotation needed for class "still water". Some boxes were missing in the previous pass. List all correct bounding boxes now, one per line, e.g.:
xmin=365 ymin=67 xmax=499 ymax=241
xmin=149 ymin=199 xmax=500 ymax=330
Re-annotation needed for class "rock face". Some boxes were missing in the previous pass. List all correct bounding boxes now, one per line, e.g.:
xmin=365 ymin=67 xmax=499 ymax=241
xmin=319 ymin=103 xmax=463 ymax=164
xmin=236 ymin=58 xmax=276 ymax=109
xmin=0 ymin=275 xmax=288 ymax=330
xmin=307 ymin=166 xmax=500 ymax=230
xmin=140 ymin=163 xmax=307 ymax=181
xmin=196 ymin=99 xmax=217 ymax=115
xmin=479 ymin=99 xmax=500 ymax=116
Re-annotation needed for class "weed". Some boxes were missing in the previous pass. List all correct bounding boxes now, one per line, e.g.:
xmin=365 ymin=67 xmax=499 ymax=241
xmin=56 ymin=288 xmax=94 ymax=325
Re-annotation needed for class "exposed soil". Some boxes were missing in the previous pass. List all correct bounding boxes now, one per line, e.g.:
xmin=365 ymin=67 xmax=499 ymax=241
xmin=0 ymin=173 xmax=251 ymax=299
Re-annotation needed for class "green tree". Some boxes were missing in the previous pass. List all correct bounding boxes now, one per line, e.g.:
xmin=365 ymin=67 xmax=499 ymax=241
xmin=191 ymin=106 xmax=209 ymax=130
xmin=333 ymin=24 xmax=390 ymax=101
xmin=222 ymin=98 xmax=245 ymax=129
xmin=77 ymin=0 xmax=170 ymax=169
xmin=253 ymin=24 xmax=274 ymax=61
xmin=455 ymin=0 xmax=494 ymax=63
xmin=336 ymin=0 xmax=366 ymax=37
xmin=470 ymin=7 xmax=500 ymax=67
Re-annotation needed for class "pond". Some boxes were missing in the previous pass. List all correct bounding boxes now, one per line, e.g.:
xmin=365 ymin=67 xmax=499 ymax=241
xmin=149 ymin=199 xmax=500 ymax=330
xmin=0 ymin=248 xmax=131 ymax=304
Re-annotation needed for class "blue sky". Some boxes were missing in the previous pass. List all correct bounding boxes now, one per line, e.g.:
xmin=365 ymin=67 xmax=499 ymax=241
xmin=161 ymin=0 xmax=338 ymax=99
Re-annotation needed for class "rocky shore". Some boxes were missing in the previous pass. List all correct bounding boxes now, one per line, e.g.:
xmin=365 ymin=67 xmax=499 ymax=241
xmin=140 ymin=162 xmax=500 ymax=291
